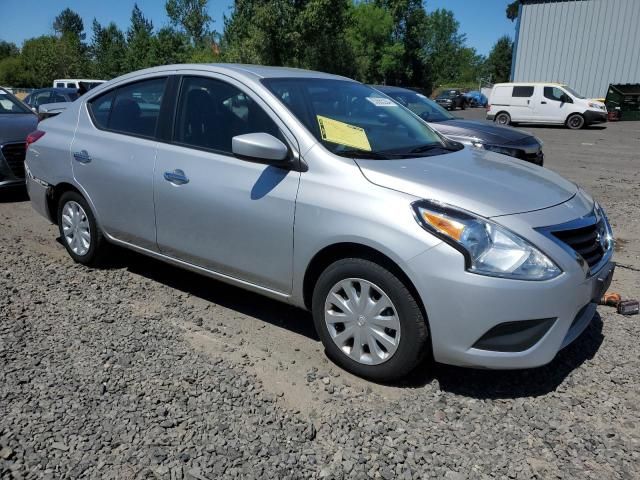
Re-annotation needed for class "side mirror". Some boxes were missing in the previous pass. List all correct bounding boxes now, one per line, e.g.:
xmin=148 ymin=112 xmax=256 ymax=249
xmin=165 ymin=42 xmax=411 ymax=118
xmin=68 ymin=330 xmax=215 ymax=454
xmin=419 ymin=111 xmax=430 ymax=121
xmin=561 ymin=94 xmax=572 ymax=103
xmin=232 ymin=132 xmax=289 ymax=163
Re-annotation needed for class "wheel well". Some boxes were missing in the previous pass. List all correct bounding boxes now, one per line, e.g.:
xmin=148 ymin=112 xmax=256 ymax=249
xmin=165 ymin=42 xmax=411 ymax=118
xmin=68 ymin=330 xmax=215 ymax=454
xmin=302 ymin=243 xmax=427 ymax=321
xmin=495 ymin=111 xmax=510 ymax=119
xmin=47 ymin=182 xmax=82 ymax=224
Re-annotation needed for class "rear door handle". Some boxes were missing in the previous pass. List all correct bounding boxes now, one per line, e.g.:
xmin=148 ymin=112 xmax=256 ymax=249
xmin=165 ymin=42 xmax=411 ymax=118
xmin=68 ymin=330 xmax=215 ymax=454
xmin=73 ymin=150 xmax=92 ymax=163
xmin=163 ymin=169 xmax=189 ymax=185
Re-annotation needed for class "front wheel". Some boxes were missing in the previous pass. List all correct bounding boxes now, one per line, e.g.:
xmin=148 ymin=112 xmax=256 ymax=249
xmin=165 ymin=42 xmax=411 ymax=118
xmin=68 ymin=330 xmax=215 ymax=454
xmin=311 ymin=258 xmax=430 ymax=381
xmin=57 ymin=191 xmax=109 ymax=266
xmin=566 ymin=113 xmax=585 ymax=129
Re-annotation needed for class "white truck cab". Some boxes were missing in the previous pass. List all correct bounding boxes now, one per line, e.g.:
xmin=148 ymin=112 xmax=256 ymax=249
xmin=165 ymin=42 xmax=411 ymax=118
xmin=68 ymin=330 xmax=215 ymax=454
xmin=487 ymin=82 xmax=607 ymax=129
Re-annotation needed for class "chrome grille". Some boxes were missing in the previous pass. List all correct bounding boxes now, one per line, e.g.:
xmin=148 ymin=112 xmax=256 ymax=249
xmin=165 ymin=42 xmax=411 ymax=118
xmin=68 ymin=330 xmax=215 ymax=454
xmin=1 ymin=143 xmax=27 ymax=179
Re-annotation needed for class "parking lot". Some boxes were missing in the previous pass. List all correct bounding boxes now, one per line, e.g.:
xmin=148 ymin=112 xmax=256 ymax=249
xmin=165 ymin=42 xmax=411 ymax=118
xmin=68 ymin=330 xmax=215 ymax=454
xmin=1 ymin=114 xmax=639 ymax=479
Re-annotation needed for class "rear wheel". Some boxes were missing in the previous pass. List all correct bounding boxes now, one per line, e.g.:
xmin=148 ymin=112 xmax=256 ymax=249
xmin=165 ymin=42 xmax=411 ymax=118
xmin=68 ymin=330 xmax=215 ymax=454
xmin=495 ymin=112 xmax=511 ymax=125
xmin=57 ymin=191 xmax=109 ymax=266
xmin=566 ymin=113 xmax=585 ymax=130
xmin=312 ymin=258 xmax=429 ymax=381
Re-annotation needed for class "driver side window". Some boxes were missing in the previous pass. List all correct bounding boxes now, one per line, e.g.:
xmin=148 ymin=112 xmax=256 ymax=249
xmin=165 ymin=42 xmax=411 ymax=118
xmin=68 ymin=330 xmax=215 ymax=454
xmin=544 ymin=87 xmax=566 ymax=102
xmin=174 ymin=76 xmax=281 ymax=155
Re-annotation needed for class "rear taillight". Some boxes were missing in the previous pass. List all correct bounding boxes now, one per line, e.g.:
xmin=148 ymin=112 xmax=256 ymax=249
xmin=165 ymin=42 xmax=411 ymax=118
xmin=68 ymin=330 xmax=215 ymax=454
xmin=26 ymin=130 xmax=45 ymax=148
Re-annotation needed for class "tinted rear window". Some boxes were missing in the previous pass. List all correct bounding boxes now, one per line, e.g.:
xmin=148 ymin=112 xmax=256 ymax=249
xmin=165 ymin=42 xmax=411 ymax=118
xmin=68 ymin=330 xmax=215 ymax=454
xmin=88 ymin=77 xmax=166 ymax=138
xmin=512 ymin=86 xmax=534 ymax=97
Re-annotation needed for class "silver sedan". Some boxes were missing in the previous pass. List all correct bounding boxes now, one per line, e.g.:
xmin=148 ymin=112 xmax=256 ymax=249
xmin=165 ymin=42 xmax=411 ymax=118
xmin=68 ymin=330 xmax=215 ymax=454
xmin=25 ymin=64 xmax=614 ymax=381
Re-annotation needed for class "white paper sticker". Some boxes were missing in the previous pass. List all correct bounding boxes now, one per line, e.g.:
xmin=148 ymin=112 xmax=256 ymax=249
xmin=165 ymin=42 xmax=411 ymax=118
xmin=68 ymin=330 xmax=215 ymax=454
xmin=366 ymin=97 xmax=398 ymax=107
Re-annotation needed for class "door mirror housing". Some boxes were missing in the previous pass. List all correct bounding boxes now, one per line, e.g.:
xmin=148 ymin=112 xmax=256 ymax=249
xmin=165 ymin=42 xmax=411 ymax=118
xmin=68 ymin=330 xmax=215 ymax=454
xmin=232 ymin=133 xmax=289 ymax=163
xmin=561 ymin=94 xmax=572 ymax=103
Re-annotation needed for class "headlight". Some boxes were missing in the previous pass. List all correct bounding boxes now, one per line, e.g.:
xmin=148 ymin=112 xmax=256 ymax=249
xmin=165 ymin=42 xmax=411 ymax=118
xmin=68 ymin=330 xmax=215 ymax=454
xmin=594 ymin=201 xmax=614 ymax=250
xmin=412 ymin=200 xmax=562 ymax=280
xmin=588 ymin=102 xmax=605 ymax=110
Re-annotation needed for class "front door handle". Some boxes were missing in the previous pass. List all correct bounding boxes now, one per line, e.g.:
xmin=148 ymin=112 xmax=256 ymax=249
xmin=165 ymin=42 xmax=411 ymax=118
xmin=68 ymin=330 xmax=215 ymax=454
xmin=541 ymin=101 xmax=547 ymax=104
xmin=73 ymin=150 xmax=92 ymax=163
xmin=163 ymin=169 xmax=189 ymax=185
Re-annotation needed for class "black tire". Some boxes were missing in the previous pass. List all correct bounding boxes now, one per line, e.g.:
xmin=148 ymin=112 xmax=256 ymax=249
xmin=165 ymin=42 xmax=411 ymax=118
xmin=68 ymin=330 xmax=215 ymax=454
xmin=495 ymin=112 xmax=511 ymax=125
xmin=461 ymin=101 xmax=466 ymax=110
xmin=57 ymin=191 xmax=109 ymax=266
xmin=566 ymin=113 xmax=585 ymax=130
xmin=311 ymin=258 xmax=430 ymax=382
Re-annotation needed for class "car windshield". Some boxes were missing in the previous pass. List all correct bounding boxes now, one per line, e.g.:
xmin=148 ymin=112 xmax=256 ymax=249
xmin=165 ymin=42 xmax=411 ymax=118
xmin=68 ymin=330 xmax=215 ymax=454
xmin=563 ymin=86 xmax=586 ymax=99
xmin=0 ymin=89 xmax=32 ymax=114
xmin=383 ymin=90 xmax=455 ymax=122
xmin=262 ymin=78 xmax=453 ymax=159
xmin=437 ymin=91 xmax=456 ymax=98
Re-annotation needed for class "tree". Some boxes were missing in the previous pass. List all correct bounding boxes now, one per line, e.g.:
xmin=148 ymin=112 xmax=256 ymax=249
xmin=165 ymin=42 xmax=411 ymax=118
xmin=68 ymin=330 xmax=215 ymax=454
xmin=222 ymin=0 xmax=297 ymax=65
xmin=125 ymin=4 xmax=156 ymax=71
xmin=346 ymin=2 xmax=404 ymax=83
xmin=166 ymin=0 xmax=212 ymax=46
xmin=17 ymin=35 xmax=87 ymax=87
xmin=53 ymin=8 xmax=85 ymax=40
xmin=373 ymin=0 xmax=430 ymax=88
xmin=485 ymin=35 xmax=513 ymax=83
xmin=0 ymin=41 xmax=19 ymax=62
xmin=150 ymin=27 xmax=192 ymax=65
xmin=506 ymin=1 xmax=519 ymax=21
xmin=91 ymin=20 xmax=128 ymax=79
xmin=424 ymin=9 xmax=467 ymax=85
xmin=294 ymin=0 xmax=353 ymax=74
xmin=0 ymin=57 xmax=27 ymax=87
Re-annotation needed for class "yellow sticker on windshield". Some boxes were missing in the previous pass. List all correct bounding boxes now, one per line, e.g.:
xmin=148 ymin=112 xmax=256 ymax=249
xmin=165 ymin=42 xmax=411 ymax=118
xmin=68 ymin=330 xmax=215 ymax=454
xmin=317 ymin=115 xmax=371 ymax=151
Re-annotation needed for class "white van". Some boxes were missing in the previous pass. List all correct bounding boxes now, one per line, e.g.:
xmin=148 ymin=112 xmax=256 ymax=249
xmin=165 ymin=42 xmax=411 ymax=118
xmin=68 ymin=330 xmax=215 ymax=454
xmin=487 ymin=82 xmax=607 ymax=129
xmin=52 ymin=79 xmax=106 ymax=90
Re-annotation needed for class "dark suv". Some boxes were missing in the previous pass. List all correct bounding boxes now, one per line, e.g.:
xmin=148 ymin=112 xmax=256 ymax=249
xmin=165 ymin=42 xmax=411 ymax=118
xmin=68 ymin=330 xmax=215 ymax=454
xmin=435 ymin=89 xmax=467 ymax=110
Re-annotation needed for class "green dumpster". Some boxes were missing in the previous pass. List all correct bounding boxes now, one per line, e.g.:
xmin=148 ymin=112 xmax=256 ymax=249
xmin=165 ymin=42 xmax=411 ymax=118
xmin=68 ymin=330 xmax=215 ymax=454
xmin=605 ymin=84 xmax=640 ymax=121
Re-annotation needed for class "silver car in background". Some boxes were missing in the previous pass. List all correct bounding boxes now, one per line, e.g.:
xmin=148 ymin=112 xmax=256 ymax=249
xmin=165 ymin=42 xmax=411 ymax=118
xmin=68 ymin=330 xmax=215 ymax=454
xmin=25 ymin=65 xmax=614 ymax=381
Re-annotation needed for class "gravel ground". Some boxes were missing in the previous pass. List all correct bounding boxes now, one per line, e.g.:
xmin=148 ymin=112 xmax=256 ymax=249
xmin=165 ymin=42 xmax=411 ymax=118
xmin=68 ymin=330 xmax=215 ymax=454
xmin=1 ymin=116 xmax=639 ymax=479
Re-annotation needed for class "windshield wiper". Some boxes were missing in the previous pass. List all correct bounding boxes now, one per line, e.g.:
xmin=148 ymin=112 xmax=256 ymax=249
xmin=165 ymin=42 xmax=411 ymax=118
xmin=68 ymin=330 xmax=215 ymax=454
xmin=334 ymin=149 xmax=392 ymax=160
xmin=408 ymin=143 xmax=461 ymax=154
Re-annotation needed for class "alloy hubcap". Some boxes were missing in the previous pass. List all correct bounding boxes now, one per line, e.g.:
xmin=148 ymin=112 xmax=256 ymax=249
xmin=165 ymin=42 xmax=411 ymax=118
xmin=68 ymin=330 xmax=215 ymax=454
xmin=324 ymin=278 xmax=401 ymax=365
xmin=62 ymin=201 xmax=91 ymax=256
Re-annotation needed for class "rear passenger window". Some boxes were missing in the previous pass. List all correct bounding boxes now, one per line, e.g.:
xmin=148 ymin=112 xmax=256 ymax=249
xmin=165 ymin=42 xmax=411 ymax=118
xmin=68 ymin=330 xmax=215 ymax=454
xmin=174 ymin=76 xmax=281 ymax=154
xmin=512 ymin=86 xmax=534 ymax=97
xmin=87 ymin=77 xmax=167 ymax=138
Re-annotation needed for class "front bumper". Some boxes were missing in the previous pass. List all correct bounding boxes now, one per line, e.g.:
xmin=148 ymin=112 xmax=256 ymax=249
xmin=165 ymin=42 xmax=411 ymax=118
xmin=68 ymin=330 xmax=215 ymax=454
xmin=584 ymin=110 xmax=608 ymax=125
xmin=406 ymin=196 xmax=614 ymax=369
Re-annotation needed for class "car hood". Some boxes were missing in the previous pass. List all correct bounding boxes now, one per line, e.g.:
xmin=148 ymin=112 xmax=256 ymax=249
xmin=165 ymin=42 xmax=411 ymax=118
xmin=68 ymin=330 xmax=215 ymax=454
xmin=355 ymin=147 xmax=577 ymax=217
xmin=429 ymin=119 xmax=532 ymax=144
xmin=0 ymin=113 xmax=38 ymax=144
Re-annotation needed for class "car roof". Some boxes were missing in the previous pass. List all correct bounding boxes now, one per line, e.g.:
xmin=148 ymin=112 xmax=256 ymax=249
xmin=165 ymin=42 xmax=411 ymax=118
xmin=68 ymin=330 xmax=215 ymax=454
xmin=494 ymin=82 xmax=567 ymax=87
xmin=107 ymin=63 xmax=355 ymax=85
